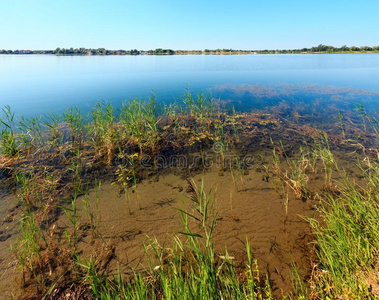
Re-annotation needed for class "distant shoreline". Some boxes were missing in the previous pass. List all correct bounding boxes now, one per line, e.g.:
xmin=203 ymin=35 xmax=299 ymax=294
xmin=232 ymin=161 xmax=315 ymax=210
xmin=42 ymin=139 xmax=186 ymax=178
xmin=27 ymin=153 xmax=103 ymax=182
xmin=1 ymin=45 xmax=379 ymax=56
xmin=1 ymin=51 xmax=379 ymax=56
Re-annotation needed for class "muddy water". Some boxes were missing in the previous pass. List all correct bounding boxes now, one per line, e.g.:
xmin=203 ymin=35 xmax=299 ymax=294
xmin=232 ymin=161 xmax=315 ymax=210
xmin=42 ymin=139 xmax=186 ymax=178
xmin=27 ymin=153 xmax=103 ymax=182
xmin=0 ymin=98 xmax=377 ymax=298
xmin=51 ymin=160 xmax=319 ymax=297
xmin=0 ymin=147 xmax=371 ymax=298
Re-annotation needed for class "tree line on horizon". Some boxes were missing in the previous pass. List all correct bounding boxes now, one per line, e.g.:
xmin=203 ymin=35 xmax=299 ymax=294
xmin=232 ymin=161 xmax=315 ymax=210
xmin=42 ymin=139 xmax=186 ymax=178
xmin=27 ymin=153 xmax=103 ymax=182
xmin=1 ymin=44 xmax=379 ymax=55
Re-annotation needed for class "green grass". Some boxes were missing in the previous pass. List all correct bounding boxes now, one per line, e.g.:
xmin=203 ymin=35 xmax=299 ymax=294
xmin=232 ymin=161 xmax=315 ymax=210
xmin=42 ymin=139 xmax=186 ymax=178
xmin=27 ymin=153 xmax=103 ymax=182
xmin=305 ymin=157 xmax=379 ymax=298
xmin=119 ymin=96 xmax=160 ymax=154
xmin=63 ymin=107 xmax=85 ymax=147
xmin=89 ymin=101 xmax=116 ymax=164
xmin=0 ymin=105 xmax=18 ymax=156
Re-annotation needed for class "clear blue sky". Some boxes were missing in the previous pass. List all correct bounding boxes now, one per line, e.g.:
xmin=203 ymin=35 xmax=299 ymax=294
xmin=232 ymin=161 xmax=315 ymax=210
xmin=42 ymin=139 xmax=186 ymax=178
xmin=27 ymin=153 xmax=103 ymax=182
xmin=1 ymin=0 xmax=378 ymax=50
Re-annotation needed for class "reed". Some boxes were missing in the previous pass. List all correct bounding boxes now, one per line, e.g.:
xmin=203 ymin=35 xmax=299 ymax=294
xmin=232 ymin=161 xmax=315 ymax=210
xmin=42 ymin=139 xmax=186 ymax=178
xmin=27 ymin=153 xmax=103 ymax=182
xmin=113 ymin=152 xmax=139 ymax=214
xmin=271 ymin=142 xmax=311 ymax=214
xmin=120 ymin=96 xmax=160 ymax=155
xmin=290 ymin=263 xmax=308 ymax=299
xmin=314 ymin=134 xmax=335 ymax=189
xmin=18 ymin=115 xmax=44 ymax=152
xmin=63 ymin=107 xmax=85 ymax=147
xmin=214 ymin=117 xmax=228 ymax=170
xmin=230 ymin=106 xmax=240 ymax=142
xmin=0 ymin=105 xmax=18 ymax=157
xmin=90 ymin=101 xmax=115 ymax=164
xmin=43 ymin=113 xmax=63 ymax=147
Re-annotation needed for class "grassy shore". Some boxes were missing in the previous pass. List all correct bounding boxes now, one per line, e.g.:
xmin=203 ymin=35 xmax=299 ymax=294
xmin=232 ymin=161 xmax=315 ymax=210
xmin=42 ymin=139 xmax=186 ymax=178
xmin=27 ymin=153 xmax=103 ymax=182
xmin=1 ymin=91 xmax=379 ymax=298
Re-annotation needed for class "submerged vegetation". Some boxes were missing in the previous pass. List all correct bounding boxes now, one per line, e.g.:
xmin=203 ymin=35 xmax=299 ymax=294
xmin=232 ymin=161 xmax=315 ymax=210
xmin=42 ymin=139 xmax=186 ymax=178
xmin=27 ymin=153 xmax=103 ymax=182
xmin=1 ymin=90 xmax=379 ymax=298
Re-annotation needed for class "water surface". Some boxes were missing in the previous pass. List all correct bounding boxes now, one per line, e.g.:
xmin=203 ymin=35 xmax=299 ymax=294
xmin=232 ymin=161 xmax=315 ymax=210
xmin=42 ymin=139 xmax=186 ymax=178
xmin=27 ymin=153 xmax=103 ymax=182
xmin=1 ymin=54 xmax=379 ymax=118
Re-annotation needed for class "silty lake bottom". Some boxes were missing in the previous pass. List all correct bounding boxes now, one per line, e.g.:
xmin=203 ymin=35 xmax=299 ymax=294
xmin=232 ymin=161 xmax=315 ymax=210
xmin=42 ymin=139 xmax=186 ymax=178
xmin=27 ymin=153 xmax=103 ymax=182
xmin=0 ymin=54 xmax=379 ymax=299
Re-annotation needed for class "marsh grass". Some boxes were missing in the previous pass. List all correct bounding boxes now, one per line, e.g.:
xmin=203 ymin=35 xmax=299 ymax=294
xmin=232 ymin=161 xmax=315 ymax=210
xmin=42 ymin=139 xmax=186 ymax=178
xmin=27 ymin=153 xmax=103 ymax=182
xmin=3 ymin=90 xmax=379 ymax=298
xmin=119 ymin=96 xmax=160 ymax=155
xmin=44 ymin=113 xmax=63 ymax=147
xmin=90 ymin=101 xmax=116 ymax=164
xmin=63 ymin=107 xmax=85 ymax=148
xmin=313 ymin=134 xmax=335 ymax=189
xmin=182 ymin=87 xmax=214 ymax=119
xmin=0 ymin=105 xmax=18 ymax=157
xmin=113 ymin=152 xmax=139 ymax=214
xmin=82 ymin=181 xmax=102 ymax=238
xmin=304 ymin=161 xmax=379 ymax=298
xmin=12 ymin=169 xmax=75 ymax=293
xmin=271 ymin=142 xmax=312 ymax=214
xmin=290 ymin=263 xmax=308 ymax=300
xmin=18 ymin=115 xmax=44 ymax=152
xmin=230 ymin=155 xmax=246 ymax=192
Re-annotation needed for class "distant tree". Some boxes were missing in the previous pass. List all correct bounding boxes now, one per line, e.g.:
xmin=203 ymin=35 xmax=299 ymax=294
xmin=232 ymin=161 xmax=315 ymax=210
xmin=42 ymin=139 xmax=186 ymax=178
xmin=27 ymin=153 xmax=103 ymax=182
xmin=374 ymin=46 xmax=379 ymax=51
xmin=350 ymin=46 xmax=359 ymax=51
xmin=360 ymin=46 xmax=372 ymax=51
xmin=96 ymin=48 xmax=106 ymax=55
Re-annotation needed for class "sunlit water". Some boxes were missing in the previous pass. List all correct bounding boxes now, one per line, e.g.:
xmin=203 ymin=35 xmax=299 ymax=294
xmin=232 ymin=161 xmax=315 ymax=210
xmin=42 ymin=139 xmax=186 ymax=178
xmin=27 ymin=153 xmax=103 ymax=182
xmin=1 ymin=54 xmax=379 ymax=118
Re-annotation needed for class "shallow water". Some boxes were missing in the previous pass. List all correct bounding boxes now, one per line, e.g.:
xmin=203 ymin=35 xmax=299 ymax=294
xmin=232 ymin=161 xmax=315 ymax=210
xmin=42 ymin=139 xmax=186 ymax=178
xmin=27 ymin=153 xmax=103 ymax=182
xmin=1 ymin=54 xmax=379 ymax=298
xmin=1 ymin=54 xmax=379 ymax=118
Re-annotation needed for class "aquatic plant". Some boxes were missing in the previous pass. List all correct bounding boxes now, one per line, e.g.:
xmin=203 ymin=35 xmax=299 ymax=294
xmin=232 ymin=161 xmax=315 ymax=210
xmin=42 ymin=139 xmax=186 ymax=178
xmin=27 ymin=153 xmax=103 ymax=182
xmin=63 ymin=107 xmax=85 ymax=147
xmin=44 ymin=113 xmax=63 ymax=147
xmin=89 ymin=101 xmax=116 ymax=164
xmin=0 ymin=105 xmax=18 ymax=157
xmin=113 ymin=152 xmax=139 ymax=214
xmin=82 ymin=181 xmax=102 ymax=238
xmin=18 ymin=115 xmax=44 ymax=152
xmin=12 ymin=169 xmax=72 ymax=293
xmin=271 ymin=141 xmax=311 ymax=214
xmin=290 ymin=263 xmax=308 ymax=299
xmin=314 ymin=134 xmax=335 ymax=189
xmin=230 ymin=155 xmax=246 ymax=191
xmin=119 ymin=96 xmax=160 ymax=155
xmin=229 ymin=106 xmax=240 ymax=142
xmin=213 ymin=117 xmax=228 ymax=170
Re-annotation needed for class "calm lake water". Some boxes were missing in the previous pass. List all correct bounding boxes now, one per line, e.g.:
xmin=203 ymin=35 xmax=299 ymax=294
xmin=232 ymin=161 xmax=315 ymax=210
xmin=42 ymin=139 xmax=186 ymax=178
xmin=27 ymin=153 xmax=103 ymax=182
xmin=1 ymin=54 xmax=379 ymax=118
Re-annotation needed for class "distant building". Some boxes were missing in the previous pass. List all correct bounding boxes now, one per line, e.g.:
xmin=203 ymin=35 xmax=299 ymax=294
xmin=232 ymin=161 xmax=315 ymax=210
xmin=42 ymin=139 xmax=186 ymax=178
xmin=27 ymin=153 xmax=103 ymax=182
xmin=16 ymin=50 xmax=33 ymax=54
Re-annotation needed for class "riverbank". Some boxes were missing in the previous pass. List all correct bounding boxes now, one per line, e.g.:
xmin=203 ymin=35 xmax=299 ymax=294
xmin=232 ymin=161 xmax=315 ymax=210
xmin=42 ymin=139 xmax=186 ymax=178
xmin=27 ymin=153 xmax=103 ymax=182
xmin=0 ymin=93 xmax=379 ymax=298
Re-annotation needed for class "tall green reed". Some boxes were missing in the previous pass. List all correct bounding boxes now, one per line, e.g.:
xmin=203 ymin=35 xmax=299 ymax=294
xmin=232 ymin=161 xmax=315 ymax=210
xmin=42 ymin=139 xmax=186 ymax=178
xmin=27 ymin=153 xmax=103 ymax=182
xmin=0 ymin=105 xmax=18 ymax=156
xmin=63 ymin=107 xmax=85 ymax=147
xmin=120 ymin=96 xmax=159 ymax=154
xmin=90 ymin=101 xmax=115 ymax=164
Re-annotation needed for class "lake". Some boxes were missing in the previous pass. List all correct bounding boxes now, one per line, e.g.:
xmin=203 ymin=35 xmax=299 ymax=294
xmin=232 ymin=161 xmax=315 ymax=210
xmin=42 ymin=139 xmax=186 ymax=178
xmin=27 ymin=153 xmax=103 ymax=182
xmin=1 ymin=54 xmax=379 ymax=118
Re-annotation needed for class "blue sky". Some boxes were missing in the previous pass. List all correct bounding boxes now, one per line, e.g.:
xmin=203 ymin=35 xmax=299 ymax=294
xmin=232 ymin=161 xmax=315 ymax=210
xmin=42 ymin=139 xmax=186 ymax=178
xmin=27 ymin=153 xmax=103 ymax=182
xmin=1 ymin=0 xmax=378 ymax=50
